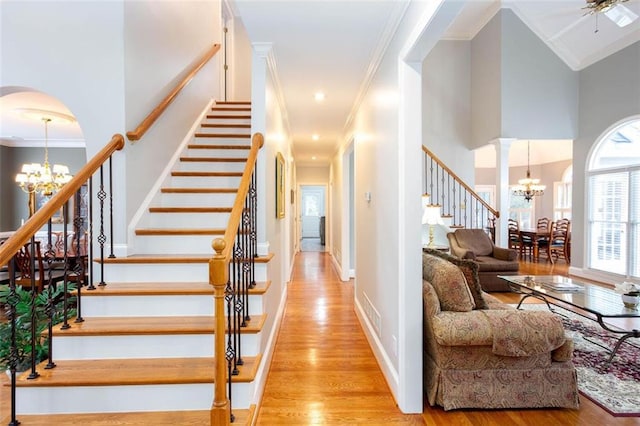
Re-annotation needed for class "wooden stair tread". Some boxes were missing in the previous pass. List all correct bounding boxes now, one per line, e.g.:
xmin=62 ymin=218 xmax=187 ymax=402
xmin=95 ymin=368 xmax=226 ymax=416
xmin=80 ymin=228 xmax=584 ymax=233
xmin=12 ymin=355 xmax=261 ymax=387
xmin=179 ymin=156 xmax=247 ymax=162
xmin=211 ymin=107 xmax=251 ymax=111
xmin=148 ymin=207 xmax=232 ymax=213
xmin=187 ymin=144 xmax=251 ymax=149
xmin=53 ymin=314 xmax=266 ymax=335
xmin=194 ymin=133 xmax=251 ymax=138
xmin=0 ymin=407 xmax=256 ymax=425
xmin=201 ymin=123 xmax=251 ymax=128
xmin=171 ymin=171 xmax=243 ymax=177
xmin=79 ymin=280 xmax=271 ymax=296
xmin=160 ymin=187 xmax=238 ymax=193
xmin=216 ymin=100 xmax=251 ymax=105
xmin=135 ymin=228 xmax=225 ymax=236
xmin=100 ymin=254 xmax=274 ymax=264
xmin=206 ymin=114 xmax=251 ymax=119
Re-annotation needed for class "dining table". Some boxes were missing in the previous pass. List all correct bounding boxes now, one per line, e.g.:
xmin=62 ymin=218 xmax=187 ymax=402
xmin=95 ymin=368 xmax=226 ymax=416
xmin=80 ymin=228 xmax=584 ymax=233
xmin=518 ymin=228 xmax=549 ymax=261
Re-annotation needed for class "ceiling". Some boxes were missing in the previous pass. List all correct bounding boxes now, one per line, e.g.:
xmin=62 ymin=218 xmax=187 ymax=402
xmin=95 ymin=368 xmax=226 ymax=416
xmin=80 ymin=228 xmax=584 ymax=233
xmin=1 ymin=0 xmax=638 ymax=168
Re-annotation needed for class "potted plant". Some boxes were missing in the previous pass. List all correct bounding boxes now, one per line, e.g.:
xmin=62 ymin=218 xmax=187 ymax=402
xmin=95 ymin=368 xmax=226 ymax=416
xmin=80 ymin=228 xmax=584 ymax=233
xmin=0 ymin=284 xmax=76 ymax=372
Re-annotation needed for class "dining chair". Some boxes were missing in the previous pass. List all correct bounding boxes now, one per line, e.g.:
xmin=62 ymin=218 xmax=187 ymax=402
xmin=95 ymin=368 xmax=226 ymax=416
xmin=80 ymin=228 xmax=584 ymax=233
xmin=549 ymin=219 xmax=571 ymax=264
xmin=13 ymin=241 xmax=66 ymax=292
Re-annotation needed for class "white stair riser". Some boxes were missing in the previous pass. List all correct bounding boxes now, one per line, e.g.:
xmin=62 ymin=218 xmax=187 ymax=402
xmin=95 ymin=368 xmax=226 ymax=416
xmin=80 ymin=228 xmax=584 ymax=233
xmin=169 ymin=176 xmax=242 ymax=188
xmin=81 ymin=294 xmax=265 ymax=317
xmin=16 ymin=382 xmax=254 ymax=414
xmin=196 ymin=127 xmax=250 ymax=135
xmin=182 ymin=149 xmax=249 ymax=159
xmin=176 ymin=160 xmax=246 ymax=173
xmin=143 ymin=212 xmax=231 ymax=228
xmin=132 ymin=235 xmax=226 ymax=254
xmin=102 ymin=263 xmax=268 ymax=283
xmin=53 ymin=333 xmax=260 ymax=360
xmin=156 ymin=193 xmax=238 ymax=206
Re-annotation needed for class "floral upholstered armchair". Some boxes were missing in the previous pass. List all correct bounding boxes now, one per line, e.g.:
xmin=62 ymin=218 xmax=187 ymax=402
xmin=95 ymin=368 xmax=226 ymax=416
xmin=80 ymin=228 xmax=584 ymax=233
xmin=422 ymin=249 xmax=579 ymax=410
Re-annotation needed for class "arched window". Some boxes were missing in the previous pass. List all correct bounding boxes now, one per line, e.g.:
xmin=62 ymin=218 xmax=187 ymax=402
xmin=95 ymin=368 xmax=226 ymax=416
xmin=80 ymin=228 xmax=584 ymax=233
xmin=587 ymin=118 xmax=640 ymax=279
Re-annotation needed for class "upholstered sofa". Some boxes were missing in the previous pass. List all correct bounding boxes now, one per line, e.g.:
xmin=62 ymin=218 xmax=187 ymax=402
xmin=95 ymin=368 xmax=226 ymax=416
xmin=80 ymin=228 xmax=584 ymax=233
xmin=447 ymin=228 xmax=519 ymax=291
xmin=422 ymin=249 xmax=579 ymax=411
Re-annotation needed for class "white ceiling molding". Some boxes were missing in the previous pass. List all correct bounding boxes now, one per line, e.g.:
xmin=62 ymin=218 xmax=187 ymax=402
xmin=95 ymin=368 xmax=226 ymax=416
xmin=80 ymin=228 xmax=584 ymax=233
xmin=341 ymin=1 xmax=410 ymax=144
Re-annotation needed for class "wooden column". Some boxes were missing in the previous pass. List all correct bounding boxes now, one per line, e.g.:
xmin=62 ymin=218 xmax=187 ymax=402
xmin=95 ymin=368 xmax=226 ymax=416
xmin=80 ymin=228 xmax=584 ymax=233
xmin=210 ymin=238 xmax=230 ymax=425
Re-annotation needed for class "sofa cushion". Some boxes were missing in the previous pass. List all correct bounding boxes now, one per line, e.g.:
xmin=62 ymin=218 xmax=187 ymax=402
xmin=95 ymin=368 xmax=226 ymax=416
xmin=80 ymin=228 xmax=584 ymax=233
xmin=423 ymin=248 xmax=488 ymax=309
xmin=452 ymin=229 xmax=494 ymax=256
xmin=422 ymin=254 xmax=475 ymax=312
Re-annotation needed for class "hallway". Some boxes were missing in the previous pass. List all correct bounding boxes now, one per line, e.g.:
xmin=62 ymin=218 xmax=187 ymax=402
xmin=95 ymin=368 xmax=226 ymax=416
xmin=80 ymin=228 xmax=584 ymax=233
xmin=256 ymin=251 xmax=423 ymax=424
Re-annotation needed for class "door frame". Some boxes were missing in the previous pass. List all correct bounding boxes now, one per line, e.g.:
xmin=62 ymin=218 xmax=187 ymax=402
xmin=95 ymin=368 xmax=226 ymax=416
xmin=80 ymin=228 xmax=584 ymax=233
xmin=298 ymin=183 xmax=329 ymax=252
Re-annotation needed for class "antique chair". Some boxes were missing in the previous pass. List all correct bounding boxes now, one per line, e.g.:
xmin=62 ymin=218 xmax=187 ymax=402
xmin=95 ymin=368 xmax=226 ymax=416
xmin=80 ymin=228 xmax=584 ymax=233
xmin=447 ymin=228 xmax=519 ymax=291
xmin=13 ymin=241 xmax=66 ymax=292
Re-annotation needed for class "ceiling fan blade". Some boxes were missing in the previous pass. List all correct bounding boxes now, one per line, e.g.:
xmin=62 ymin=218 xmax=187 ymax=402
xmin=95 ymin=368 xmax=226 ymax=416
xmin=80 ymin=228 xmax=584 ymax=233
xmin=604 ymin=4 xmax=638 ymax=27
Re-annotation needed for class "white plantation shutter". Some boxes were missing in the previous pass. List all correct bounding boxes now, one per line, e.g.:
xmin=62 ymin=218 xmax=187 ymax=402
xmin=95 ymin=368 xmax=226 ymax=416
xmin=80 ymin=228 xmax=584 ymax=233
xmin=631 ymin=170 xmax=640 ymax=277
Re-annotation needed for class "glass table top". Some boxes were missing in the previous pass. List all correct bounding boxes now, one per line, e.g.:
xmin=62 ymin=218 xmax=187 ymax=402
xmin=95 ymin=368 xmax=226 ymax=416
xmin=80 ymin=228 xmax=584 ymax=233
xmin=499 ymin=275 xmax=640 ymax=319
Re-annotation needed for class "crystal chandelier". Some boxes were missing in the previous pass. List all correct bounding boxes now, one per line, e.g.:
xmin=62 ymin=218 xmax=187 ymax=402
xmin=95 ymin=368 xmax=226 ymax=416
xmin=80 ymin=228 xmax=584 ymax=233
xmin=512 ymin=141 xmax=545 ymax=202
xmin=15 ymin=117 xmax=73 ymax=214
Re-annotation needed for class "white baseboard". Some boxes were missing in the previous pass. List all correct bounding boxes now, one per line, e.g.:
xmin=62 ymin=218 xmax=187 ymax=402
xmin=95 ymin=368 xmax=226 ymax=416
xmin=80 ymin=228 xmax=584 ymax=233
xmin=330 ymin=253 xmax=343 ymax=280
xmin=353 ymin=297 xmax=399 ymax=402
xmin=249 ymin=280 xmax=288 ymax=421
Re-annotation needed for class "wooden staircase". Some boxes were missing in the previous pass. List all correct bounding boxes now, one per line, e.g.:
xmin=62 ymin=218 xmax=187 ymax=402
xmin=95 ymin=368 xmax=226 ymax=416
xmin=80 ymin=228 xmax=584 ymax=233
xmin=5 ymin=101 xmax=270 ymax=425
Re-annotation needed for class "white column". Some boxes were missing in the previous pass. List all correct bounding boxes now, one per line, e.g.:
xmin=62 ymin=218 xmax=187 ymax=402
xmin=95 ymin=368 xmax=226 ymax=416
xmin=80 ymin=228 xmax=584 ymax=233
xmin=251 ymin=42 xmax=271 ymax=255
xmin=492 ymin=138 xmax=515 ymax=247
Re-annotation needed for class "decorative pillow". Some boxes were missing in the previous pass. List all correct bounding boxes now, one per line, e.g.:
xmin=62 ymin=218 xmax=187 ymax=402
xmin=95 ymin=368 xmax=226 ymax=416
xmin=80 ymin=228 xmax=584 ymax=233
xmin=423 ymin=248 xmax=489 ymax=309
xmin=422 ymin=254 xmax=475 ymax=312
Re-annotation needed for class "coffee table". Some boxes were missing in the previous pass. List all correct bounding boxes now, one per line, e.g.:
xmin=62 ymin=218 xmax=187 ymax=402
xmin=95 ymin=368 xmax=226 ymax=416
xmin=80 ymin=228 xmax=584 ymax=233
xmin=498 ymin=275 xmax=640 ymax=369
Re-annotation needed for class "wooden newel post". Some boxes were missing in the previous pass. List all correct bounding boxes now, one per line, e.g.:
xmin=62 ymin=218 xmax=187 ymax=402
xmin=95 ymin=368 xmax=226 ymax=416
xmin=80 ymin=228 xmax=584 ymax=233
xmin=210 ymin=238 xmax=231 ymax=425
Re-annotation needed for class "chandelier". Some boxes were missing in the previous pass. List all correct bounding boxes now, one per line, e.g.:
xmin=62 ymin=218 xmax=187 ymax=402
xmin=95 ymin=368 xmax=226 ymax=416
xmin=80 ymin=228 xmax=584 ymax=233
xmin=512 ymin=141 xmax=545 ymax=202
xmin=15 ymin=117 xmax=73 ymax=213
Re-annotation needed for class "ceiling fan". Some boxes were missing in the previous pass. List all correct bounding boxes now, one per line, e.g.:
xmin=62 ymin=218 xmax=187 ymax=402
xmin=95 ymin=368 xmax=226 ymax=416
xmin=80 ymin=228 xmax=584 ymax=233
xmin=583 ymin=0 xmax=638 ymax=28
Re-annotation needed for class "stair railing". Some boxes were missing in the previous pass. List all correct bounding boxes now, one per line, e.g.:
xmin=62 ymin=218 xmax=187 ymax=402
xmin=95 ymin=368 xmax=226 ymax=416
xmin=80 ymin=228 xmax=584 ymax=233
xmin=0 ymin=134 xmax=125 ymax=426
xmin=126 ymin=43 xmax=221 ymax=142
xmin=210 ymin=132 xmax=263 ymax=425
xmin=422 ymin=145 xmax=499 ymax=240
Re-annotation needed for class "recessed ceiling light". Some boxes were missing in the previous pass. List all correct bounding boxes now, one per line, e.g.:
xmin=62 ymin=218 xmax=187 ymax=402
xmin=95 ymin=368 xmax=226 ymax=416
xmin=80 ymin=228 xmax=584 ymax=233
xmin=312 ymin=156 xmax=317 ymax=160
xmin=314 ymin=92 xmax=325 ymax=102
xmin=312 ymin=134 xmax=320 ymax=141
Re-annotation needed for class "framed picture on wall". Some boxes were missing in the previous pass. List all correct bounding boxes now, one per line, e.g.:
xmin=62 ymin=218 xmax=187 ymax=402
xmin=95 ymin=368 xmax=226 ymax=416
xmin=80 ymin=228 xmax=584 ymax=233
xmin=275 ymin=152 xmax=285 ymax=219
xmin=36 ymin=193 xmax=64 ymax=224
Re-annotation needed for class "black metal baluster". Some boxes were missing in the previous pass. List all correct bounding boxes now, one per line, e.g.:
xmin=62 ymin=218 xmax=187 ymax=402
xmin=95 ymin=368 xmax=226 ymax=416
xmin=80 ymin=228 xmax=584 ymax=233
xmin=73 ymin=186 xmax=85 ymax=323
xmin=61 ymin=202 xmax=71 ymax=330
xmin=27 ymin=235 xmax=39 ymax=380
xmin=7 ymin=258 xmax=19 ymax=426
xmin=87 ymin=176 xmax=96 ymax=291
xmin=98 ymin=165 xmax=107 ymax=286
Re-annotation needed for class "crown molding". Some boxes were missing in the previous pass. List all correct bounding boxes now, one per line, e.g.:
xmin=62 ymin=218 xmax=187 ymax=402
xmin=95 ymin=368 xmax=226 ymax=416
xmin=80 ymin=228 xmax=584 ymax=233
xmin=0 ymin=138 xmax=85 ymax=148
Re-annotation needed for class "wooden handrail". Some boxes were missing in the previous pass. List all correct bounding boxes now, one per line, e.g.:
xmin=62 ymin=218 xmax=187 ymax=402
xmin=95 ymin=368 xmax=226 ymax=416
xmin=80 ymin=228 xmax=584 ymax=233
xmin=422 ymin=145 xmax=499 ymax=219
xmin=209 ymin=132 xmax=263 ymax=425
xmin=0 ymin=134 xmax=125 ymax=267
xmin=126 ymin=43 xmax=221 ymax=142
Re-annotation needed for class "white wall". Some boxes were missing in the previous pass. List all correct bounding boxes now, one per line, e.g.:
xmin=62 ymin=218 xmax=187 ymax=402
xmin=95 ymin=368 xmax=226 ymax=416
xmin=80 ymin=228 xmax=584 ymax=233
xmin=422 ymin=40 xmax=474 ymax=185
xmin=123 ymin=1 xmax=222 ymax=229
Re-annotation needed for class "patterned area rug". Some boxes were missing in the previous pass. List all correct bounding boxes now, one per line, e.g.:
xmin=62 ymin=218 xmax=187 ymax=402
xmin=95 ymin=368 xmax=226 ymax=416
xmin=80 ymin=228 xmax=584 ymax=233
xmin=515 ymin=304 xmax=640 ymax=416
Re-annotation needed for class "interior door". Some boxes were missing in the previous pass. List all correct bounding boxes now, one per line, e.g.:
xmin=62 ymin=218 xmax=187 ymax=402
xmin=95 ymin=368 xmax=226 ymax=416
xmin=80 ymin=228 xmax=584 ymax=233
xmin=301 ymin=186 xmax=324 ymax=238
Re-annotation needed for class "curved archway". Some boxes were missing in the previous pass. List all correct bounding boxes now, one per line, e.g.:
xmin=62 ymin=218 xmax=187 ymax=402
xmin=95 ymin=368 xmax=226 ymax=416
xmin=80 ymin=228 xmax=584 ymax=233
xmin=0 ymin=87 xmax=86 ymax=230
xmin=585 ymin=117 xmax=640 ymax=279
